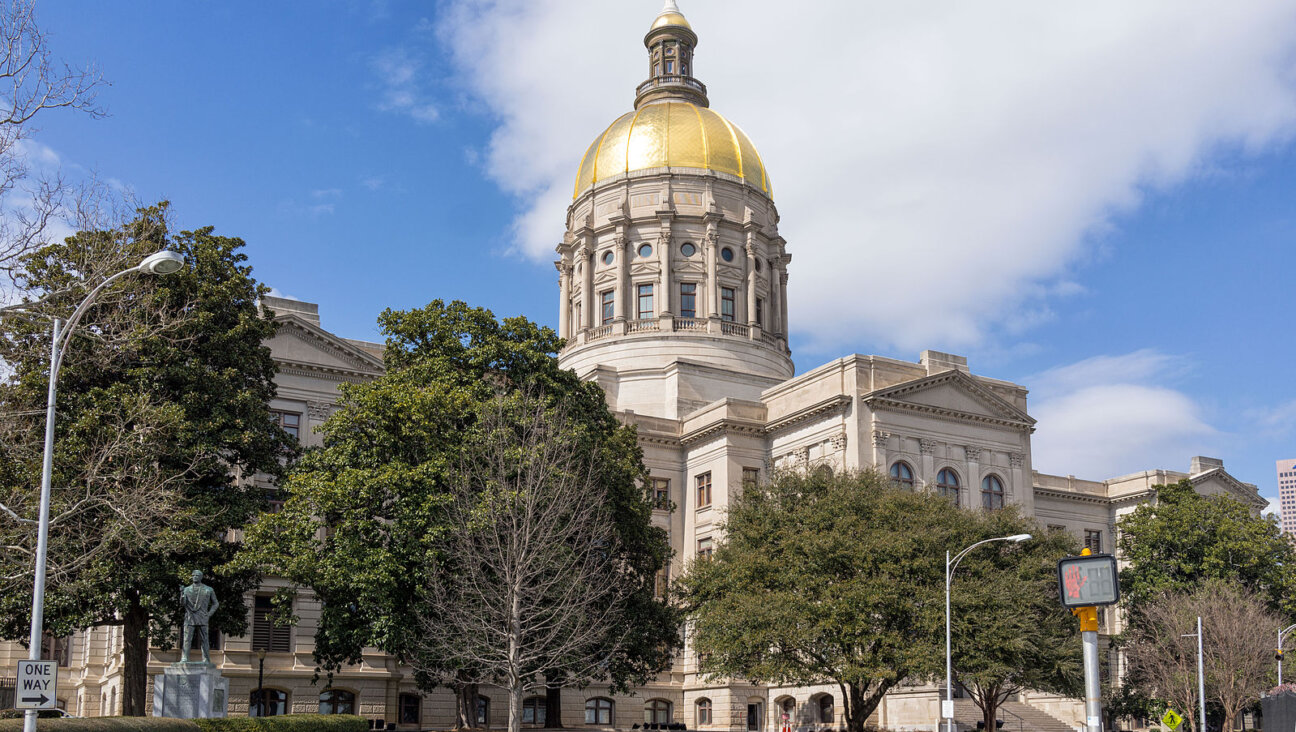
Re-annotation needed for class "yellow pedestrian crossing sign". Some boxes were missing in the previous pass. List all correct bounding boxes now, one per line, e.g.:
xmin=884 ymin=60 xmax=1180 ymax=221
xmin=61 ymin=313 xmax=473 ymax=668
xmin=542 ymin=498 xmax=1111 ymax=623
xmin=1162 ymin=710 xmax=1183 ymax=730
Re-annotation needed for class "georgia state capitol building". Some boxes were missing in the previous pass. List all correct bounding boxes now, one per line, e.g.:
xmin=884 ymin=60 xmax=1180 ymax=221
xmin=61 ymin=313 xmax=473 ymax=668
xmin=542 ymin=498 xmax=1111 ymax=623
xmin=0 ymin=2 xmax=1265 ymax=730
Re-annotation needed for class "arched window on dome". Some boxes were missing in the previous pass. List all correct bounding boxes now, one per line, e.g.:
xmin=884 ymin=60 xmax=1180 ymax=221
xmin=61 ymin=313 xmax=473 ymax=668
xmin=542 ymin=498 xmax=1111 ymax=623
xmin=936 ymin=469 xmax=960 ymax=503
xmin=889 ymin=461 xmax=915 ymax=489
xmin=982 ymin=474 xmax=1005 ymax=510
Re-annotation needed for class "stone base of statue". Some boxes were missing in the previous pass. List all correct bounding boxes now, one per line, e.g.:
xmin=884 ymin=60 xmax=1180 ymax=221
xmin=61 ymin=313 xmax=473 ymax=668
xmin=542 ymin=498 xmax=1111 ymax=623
xmin=152 ymin=662 xmax=228 ymax=718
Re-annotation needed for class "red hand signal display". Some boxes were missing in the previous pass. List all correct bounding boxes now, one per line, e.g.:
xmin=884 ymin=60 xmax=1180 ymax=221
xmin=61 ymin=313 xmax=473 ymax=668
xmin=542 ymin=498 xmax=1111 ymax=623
xmin=1056 ymin=554 xmax=1119 ymax=608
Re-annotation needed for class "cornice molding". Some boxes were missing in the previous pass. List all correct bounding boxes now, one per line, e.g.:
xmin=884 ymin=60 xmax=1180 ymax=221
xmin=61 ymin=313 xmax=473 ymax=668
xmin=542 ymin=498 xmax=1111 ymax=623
xmin=1033 ymin=487 xmax=1111 ymax=506
xmin=862 ymin=370 xmax=1035 ymax=432
xmin=764 ymin=395 xmax=852 ymax=435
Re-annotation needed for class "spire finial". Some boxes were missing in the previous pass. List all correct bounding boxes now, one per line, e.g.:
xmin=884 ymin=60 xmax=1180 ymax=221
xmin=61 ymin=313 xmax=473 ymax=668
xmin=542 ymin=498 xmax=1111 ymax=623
xmin=662 ymin=0 xmax=681 ymax=12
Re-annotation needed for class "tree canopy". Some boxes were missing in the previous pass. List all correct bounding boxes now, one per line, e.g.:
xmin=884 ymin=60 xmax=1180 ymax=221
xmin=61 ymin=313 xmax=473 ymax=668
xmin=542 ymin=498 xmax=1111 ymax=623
xmin=1117 ymin=479 xmax=1296 ymax=617
xmin=0 ymin=203 xmax=292 ymax=715
xmin=676 ymin=469 xmax=1079 ymax=732
xmin=240 ymin=300 xmax=681 ymax=720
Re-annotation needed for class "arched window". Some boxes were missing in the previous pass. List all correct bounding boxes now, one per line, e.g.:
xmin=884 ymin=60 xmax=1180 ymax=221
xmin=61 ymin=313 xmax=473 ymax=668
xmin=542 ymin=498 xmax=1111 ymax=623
xmin=818 ymin=695 xmax=834 ymax=724
xmin=889 ymin=462 xmax=915 ymax=489
xmin=250 ymin=688 xmax=287 ymax=717
xmin=586 ymin=697 xmax=614 ymax=725
xmin=478 ymin=696 xmax=492 ymax=726
xmin=937 ymin=469 xmax=960 ymax=502
xmin=981 ymin=475 xmax=1005 ymax=510
xmin=523 ymin=696 xmax=547 ymax=726
xmin=645 ymin=699 xmax=673 ymax=725
xmin=319 ymin=689 xmax=355 ymax=715
xmin=697 ymin=698 xmax=713 ymax=725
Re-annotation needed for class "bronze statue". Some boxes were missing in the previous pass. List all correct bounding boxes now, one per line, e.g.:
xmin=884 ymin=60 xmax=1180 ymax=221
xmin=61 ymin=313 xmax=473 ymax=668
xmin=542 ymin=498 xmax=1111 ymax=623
xmin=180 ymin=570 xmax=219 ymax=664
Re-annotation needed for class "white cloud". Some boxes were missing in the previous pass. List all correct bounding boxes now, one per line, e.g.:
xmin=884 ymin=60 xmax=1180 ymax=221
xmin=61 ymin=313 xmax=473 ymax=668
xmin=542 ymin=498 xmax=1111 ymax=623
xmin=1249 ymin=398 xmax=1296 ymax=436
xmin=1263 ymin=496 xmax=1280 ymax=520
xmin=371 ymin=47 xmax=440 ymax=124
xmin=1028 ymin=351 xmax=1217 ymax=479
xmin=435 ymin=0 xmax=1296 ymax=351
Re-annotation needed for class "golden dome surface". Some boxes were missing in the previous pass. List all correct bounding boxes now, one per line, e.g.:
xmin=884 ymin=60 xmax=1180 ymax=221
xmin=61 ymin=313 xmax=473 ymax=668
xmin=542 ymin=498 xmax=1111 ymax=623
xmin=573 ymin=101 xmax=771 ymax=199
xmin=651 ymin=11 xmax=691 ymax=30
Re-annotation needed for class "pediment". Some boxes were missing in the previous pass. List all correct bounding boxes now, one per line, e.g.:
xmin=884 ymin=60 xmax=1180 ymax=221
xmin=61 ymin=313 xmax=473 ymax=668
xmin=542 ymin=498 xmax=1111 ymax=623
xmin=1191 ymin=469 xmax=1267 ymax=510
xmin=675 ymin=262 xmax=705 ymax=275
xmin=594 ymin=271 xmax=617 ymax=287
xmin=269 ymin=315 xmax=385 ymax=378
xmin=863 ymin=370 xmax=1035 ymax=431
xmin=630 ymin=262 xmax=660 ymax=277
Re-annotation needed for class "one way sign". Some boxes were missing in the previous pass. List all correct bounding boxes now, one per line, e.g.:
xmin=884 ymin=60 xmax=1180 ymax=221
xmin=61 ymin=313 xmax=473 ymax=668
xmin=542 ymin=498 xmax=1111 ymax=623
xmin=14 ymin=660 xmax=57 ymax=710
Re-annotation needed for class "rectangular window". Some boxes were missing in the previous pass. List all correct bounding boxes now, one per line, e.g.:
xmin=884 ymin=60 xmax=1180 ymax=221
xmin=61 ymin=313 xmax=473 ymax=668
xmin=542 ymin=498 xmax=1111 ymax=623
xmin=600 ymin=290 xmax=614 ymax=325
xmin=270 ymin=410 xmax=300 ymax=439
xmin=665 ymin=60 xmax=675 ymax=74
xmin=41 ymin=634 xmax=70 ymax=667
xmin=637 ymin=283 xmax=654 ymax=320
xmin=252 ymin=595 xmax=292 ymax=653
xmin=696 ymin=472 xmax=712 ymax=509
xmin=400 ymin=694 xmax=422 ymax=725
xmin=742 ymin=467 xmax=760 ymax=489
xmin=655 ymin=567 xmax=669 ymax=599
xmin=1084 ymin=530 xmax=1103 ymax=554
xmin=679 ymin=283 xmax=697 ymax=319
xmin=720 ymin=288 xmax=735 ymax=322
xmin=697 ymin=537 xmax=713 ymax=560
xmin=755 ymin=298 xmax=764 ymax=327
xmin=1047 ymin=524 xmax=1066 ymax=533
xmin=651 ymin=478 xmax=671 ymax=510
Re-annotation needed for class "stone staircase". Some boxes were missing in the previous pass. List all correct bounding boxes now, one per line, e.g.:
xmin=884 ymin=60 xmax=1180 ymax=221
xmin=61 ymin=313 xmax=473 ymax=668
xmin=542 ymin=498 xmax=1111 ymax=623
xmin=950 ymin=699 xmax=1076 ymax=732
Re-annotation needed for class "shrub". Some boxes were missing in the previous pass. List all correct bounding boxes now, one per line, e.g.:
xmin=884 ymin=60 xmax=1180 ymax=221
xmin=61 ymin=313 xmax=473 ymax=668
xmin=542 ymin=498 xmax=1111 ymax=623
xmin=0 ymin=719 xmax=200 ymax=731
xmin=195 ymin=715 xmax=368 ymax=732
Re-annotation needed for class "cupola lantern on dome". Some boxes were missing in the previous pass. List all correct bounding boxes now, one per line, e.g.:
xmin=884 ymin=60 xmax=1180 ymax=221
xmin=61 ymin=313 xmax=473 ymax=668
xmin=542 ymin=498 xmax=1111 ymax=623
xmin=637 ymin=0 xmax=707 ymax=109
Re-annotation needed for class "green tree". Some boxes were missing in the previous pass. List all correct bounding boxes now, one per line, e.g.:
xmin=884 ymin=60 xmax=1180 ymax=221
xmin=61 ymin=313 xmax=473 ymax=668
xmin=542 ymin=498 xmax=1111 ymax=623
xmin=1117 ymin=480 xmax=1296 ymax=617
xmin=240 ymin=301 xmax=681 ymax=724
xmin=0 ymin=203 xmax=293 ymax=715
xmin=681 ymin=470 xmax=1007 ymax=732
xmin=951 ymin=520 xmax=1083 ymax=731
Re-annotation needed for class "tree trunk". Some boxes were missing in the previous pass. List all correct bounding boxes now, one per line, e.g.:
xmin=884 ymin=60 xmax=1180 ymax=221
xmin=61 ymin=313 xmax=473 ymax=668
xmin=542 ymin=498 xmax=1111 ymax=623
xmin=976 ymin=684 xmax=1001 ymax=732
xmin=546 ymin=683 xmax=564 ymax=728
xmin=456 ymin=682 xmax=480 ymax=729
xmin=121 ymin=592 xmax=150 ymax=717
xmin=509 ymin=682 xmax=524 ymax=732
xmin=845 ymin=683 xmax=870 ymax=732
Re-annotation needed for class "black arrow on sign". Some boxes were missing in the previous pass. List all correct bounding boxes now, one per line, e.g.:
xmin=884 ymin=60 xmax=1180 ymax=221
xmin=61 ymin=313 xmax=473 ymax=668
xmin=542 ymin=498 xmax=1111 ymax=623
xmin=20 ymin=694 xmax=49 ymax=705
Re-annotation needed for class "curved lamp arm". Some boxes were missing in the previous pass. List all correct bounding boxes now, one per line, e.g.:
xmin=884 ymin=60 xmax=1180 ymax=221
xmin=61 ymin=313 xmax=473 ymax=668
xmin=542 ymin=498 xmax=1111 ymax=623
xmin=948 ymin=533 xmax=1032 ymax=576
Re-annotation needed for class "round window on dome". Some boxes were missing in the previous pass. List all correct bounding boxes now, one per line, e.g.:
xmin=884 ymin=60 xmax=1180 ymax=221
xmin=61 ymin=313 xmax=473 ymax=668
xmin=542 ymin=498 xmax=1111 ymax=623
xmin=638 ymin=244 xmax=653 ymax=258
xmin=721 ymin=247 xmax=735 ymax=263
xmin=602 ymin=251 xmax=614 ymax=266
xmin=680 ymin=242 xmax=696 ymax=257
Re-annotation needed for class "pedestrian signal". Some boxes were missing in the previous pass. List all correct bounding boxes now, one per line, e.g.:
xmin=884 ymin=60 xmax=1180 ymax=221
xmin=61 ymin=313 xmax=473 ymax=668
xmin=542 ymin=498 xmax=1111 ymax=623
xmin=1056 ymin=553 xmax=1120 ymax=608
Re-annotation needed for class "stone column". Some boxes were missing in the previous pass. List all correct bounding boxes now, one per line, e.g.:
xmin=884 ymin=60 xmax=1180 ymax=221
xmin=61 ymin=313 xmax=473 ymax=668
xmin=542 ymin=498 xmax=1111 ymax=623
xmin=705 ymin=230 xmax=719 ymax=319
xmin=964 ymin=445 xmax=982 ymax=510
xmin=614 ymin=234 xmax=628 ymax=322
xmin=745 ymin=236 xmax=758 ymax=328
xmin=778 ymin=268 xmax=789 ymax=338
xmin=871 ymin=430 xmax=889 ymax=470
xmin=920 ymin=439 xmax=937 ymax=491
xmin=557 ymin=260 xmax=572 ymax=339
xmin=579 ymin=245 xmax=594 ymax=330
xmin=769 ymin=258 xmax=782 ymax=335
xmin=1009 ymin=452 xmax=1026 ymax=506
xmin=659 ymin=234 xmax=673 ymax=315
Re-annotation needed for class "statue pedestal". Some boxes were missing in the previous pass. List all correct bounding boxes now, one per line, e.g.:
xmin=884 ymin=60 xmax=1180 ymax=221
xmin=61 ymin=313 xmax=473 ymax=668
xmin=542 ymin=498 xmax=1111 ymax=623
xmin=152 ymin=663 xmax=228 ymax=718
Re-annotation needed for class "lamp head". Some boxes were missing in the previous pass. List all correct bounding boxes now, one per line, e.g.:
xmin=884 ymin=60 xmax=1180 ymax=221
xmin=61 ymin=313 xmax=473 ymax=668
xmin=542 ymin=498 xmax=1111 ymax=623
xmin=1009 ymin=533 xmax=1032 ymax=543
xmin=138 ymin=250 xmax=185 ymax=276
xmin=257 ymin=649 xmax=266 ymax=661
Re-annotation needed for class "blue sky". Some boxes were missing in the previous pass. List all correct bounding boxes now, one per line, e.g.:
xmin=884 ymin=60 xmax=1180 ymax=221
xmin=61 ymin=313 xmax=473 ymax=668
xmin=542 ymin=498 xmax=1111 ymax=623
xmin=24 ymin=1 xmax=1296 ymax=510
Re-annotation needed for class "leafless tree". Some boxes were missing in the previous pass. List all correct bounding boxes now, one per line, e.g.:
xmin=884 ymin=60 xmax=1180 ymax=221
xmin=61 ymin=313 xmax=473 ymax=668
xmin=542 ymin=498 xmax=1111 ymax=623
xmin=415 ymin=392 xmax=635 ymax=732
xmin=1124 ymin=580 xmax=1278 ymax=732
xmin=0 ymin=0 xmax=106 ymax=287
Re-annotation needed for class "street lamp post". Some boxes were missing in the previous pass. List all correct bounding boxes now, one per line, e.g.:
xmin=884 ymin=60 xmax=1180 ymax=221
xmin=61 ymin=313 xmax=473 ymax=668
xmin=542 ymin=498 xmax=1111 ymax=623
xmin=1278 ymin=623 xmax=1296 ymax=686
xmin=1182 ymin=618 xmax=1206 ymax=732
xmin=944 ymin=534 xmax=1032 ymax=732
xmin=20 ymin=250 xmax=186 ymax=732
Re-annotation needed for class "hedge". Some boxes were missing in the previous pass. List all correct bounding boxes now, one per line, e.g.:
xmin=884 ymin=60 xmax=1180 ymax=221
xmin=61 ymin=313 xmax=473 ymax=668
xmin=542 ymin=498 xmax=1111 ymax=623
xmin=0 ymin=719 xmax=200 ymax=731
xmin=196 ymin=716 xmax=368 ymax=732
xmin=0 ymin=715 xmax=367 ymax=732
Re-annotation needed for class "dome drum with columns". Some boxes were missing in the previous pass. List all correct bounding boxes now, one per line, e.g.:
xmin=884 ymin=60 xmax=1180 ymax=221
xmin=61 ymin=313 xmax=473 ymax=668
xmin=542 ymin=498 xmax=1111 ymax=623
xmin=557 ymin=0 xmax=793 ymax=417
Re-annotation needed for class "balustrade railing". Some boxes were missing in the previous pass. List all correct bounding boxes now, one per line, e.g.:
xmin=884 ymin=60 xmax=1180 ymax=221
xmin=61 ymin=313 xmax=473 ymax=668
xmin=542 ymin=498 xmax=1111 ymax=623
xmin=673 ymin=318 xmax=705 ymax=332
xmin=720 ymin=321 xmax=749 ymax=337
xmin=628 ymin=319 xmax=660 ymax=333
xmin=587 ymin=324 xmax=613 ymax=341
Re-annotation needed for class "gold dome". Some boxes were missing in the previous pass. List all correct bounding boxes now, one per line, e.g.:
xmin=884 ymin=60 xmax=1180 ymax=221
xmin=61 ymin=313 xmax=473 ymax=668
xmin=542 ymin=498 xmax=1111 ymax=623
xmin=651 ymin=11 xmax=691 ymax=30
xmin=573 ymin=101 xmax=771 ymax=199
